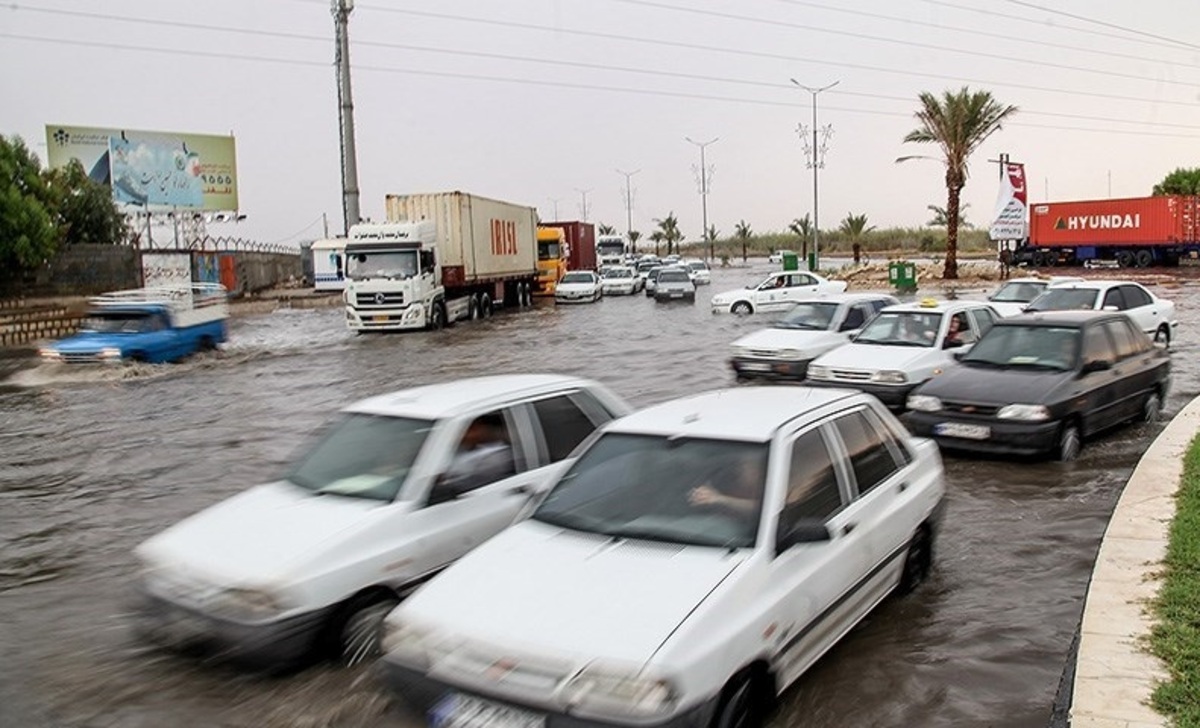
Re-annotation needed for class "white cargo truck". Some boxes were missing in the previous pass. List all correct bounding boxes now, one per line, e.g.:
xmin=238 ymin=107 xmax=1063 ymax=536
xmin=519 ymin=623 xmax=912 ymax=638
xmin=342 ymin=192 xmax=538 ymax=331
xmin=310 ymin=237 xmax=348 ymax=291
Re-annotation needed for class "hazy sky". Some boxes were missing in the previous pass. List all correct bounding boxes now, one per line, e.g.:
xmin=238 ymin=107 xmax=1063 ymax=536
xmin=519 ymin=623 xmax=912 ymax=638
xmin=4 ymin=0 xmax=1198 ymax=247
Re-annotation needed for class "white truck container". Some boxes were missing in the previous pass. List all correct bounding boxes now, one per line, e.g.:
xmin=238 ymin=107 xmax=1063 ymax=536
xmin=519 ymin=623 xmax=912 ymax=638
xmin=311 ymin=238 xmax=348 ymax=291
xmin=343 ymin=192 xmax=538 ymax=332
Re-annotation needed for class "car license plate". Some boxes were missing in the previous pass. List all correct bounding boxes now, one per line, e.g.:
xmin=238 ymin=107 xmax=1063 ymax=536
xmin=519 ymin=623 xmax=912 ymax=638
xmin=669 ymin=292 xmax=683 ymax=298
xmin=741 ymin=361 xmax=771 ymax=372
xmin=429 ymin=692 xmax=544 ymax=728
xmin=933 ymin=422 xmax=990 ymax=440
xmin=373 ymin=315 xmax=389 ymax=322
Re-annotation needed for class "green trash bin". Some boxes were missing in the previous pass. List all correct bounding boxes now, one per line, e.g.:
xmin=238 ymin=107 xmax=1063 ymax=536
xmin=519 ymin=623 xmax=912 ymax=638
xmin=781 ymin=251 xmax=799 ymax=271
xmin=807 ymin=251 xmax=817 ymax=271
xmin=888 ymin=261 xmax=918 ymax=291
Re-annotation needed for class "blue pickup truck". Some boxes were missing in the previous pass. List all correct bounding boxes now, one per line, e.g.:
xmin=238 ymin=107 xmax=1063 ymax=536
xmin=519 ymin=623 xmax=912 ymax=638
xmin=39 ymin=284 xmax=229 ymax=364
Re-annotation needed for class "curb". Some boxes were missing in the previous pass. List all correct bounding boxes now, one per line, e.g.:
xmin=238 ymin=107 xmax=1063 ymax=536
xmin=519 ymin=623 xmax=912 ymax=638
xmin=1070 ymin=395 xmax=1200 ymax=727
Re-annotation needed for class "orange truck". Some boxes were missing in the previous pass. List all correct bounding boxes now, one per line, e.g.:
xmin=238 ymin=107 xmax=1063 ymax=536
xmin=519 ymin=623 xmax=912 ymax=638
xmin=535 ymin=226 xmax=568 ymax=296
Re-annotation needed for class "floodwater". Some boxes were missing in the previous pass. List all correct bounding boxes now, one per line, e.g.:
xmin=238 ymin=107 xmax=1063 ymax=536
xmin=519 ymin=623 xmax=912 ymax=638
xmin=2 ymin=261 xmax=1197 ymax=728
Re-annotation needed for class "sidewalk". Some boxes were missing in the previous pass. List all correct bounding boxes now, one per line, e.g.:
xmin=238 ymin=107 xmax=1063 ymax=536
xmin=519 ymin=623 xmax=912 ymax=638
xmin=1070 ymin=395 xmax=1200 ymax=726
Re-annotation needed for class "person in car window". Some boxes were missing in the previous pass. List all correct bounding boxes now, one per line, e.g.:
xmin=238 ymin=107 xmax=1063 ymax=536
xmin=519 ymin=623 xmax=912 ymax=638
xmin=440 ymin=415 xmax=516 ymax=494
xmin=688 ymin=455 xmax=766 ymax=518
xmin=944 ymin=314 xmax=968 ymax=347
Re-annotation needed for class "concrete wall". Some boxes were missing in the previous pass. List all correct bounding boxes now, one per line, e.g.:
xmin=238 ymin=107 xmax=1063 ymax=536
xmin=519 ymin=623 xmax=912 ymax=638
xmin=0 ymin=300 xmax=83 ymax=349
xmin=1 ymin=244 xmax=142 ymax=298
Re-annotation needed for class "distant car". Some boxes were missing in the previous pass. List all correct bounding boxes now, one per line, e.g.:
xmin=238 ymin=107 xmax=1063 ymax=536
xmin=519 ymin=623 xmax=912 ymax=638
xmin=134 ymin=375 xmax=632 ymax=669
xmin=654 ymin=267 xmax=697 ymax=303
xmin=806 ymin=299 xmax=1001 ymax=410
xmin=985 ymin=276 xmax=1082 ymax=317
xmin=554 ymin=271 xmax=603 ymax=304
xmin=685 ymin=259 xmax=713 ymax=285
xmin=710 ymin=271 xmax=848 ymax=315
xmin=600 ymin=265 xmax=640 ymax=296
xmin=644 ymin=265 xmax=671 ymax=297
xmin=379 ymin=387 xmax=945 ymax=728
xmin=906 ymin=311 xmax=1170 ymax=461
xmin=768 ymin=250 xmax=795 ymax=264
xmin=1024 ymin=279 xmax=1177 ymax=346
xmin=730 ymin=293 xmax=899 ymax=381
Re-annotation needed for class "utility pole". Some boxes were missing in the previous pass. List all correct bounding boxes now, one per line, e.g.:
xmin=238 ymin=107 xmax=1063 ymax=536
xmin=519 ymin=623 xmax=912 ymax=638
xmin=548 ymin=197 xmax=561 ymax=221
xmin=685 ymin=137 xmax=718 ymax=263
xmin=332 ymin=0 xmax=361 ymax=235
xmin=575 ymin=188 xmax=592 ymax=222
xmin=616 ymin=168 xmax=640 ymax=246
xmin=791 ymin=79 xmax=838 ymax=271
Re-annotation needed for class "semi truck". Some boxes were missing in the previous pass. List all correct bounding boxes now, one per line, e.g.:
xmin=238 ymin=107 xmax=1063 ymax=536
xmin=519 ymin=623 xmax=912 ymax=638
xmin=541 ymin=220 xmax=597 ymax=272
xmin=534 ymin=227 xmax=568 ymax=296
xmin=342 ymin=192 xmax=538 ymax=332
xmin=596 ymin=234 xmax=627 ymax=266
xmin=1012 ymin=195 xmax=1199 ymax=268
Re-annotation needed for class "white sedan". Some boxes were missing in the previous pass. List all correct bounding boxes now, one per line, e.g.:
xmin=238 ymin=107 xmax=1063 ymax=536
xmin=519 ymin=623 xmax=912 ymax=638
xmin=134 ymin=374 xmax=631 ymax=668
xmin=985 ymin=276 xmax=1082 ymax=317
xmin=600 ymin=266 xmax=640 ymax=296
xmin=711 ymin=271 xmax=847 ymax=315
xmin=555 ymin=271 xmax=603 ymax=303
xmin=379 ymin=387 xmax=945 ymax=728
xmin=1024 ymin=279 xmax=1177 ymax=346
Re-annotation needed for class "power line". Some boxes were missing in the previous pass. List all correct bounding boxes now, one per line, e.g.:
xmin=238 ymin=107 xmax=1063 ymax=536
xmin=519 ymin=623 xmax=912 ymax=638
xmin=4 ymin=33 xmax=1199 ymax=140
xmin=601 ymin=0 xmax=1200 ymax=89
xmin=1002 ymin=0 xmax=1200 ymax=52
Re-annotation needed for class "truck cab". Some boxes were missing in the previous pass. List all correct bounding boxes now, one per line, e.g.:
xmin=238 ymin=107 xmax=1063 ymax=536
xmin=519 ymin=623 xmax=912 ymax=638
xmin=534 ymin=227 xmax=567 ymax=296
xmin=343 ymin=222 xmax=448 ymax=331
xmin=595 ymin=234 xmax=626 ymax=267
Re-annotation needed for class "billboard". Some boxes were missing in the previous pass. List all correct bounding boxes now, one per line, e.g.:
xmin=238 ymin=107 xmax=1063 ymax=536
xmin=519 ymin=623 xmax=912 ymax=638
xmin=45 ymin=125 xmax=238 ymax=211
xmin=989 ymin=162 xmax=1029 ymax=241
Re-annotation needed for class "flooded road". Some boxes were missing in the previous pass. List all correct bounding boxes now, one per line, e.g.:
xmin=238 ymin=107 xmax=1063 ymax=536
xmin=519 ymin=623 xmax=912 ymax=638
xmin=2 ymin=262 xmax=1197 ymax=728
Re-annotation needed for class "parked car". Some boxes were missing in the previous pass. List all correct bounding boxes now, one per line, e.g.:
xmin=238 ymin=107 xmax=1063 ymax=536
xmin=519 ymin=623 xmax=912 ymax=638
xmin=730 ymin=293 xmax=899 ymax=381
xmin=685 ymin=259 xmax=713 ymax=285
xmin=600 ymin=265 xmax=641 ymax=296
xmin=1024 ymin=279 xmax=1177 ymax=346
xmin=806 ymin=299 xmax=1001 ymax=410
xmin=554 ymin=271 xmax=603 ymax=303
xmin=768 ymin=249 xmax=795 ymax=264
xmin=985 ymin=276 xmax=1082 ymax=317
xmin=379 ymin=387 xmax=945 ymax=728
xmin=654 ymin=267 xmax=697 ymax=303
xmin=710 ymin=271 xmax=848 ymax=315
xmin=906 ymin=311 xmax=1170 ymax=461
xmin=133 ymin=374 xmax=632 ymax=668
xmin=644 ymin=265 xmax=673 ymax=297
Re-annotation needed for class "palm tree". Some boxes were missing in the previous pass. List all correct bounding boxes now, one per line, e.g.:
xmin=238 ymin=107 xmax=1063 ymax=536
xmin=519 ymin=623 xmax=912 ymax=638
xmin=628 ymin=230 xmax=642 ymax=253
xmin=734 ymin=219 xmax=752 ymax=262
xmin=898 ymin=87 xmax=1017 ymax=279
xmin=649 ymin=230 xmax=665 ymax=257
xmin=926 ymin=203 xmax=972 ymax=229
xmin=653 ymin=213 xmax=683 ymax=256
xmin=787 ymin=215 xmax=812 ymax=260
xmin=597 ymin=223 xmax=617 ymax=236
xmin=839 ymin=213 xmax=875 ymax=264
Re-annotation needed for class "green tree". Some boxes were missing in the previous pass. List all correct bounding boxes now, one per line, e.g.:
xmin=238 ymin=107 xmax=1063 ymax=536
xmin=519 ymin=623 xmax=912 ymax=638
xmin=926 ymin=203 xmax=973 ymax=229
xmin=839 ymin=213 xmax=875 ymax=264
xmin=648 ymin=230 xmax=665 ymax=256
xmin=1153 ymin=168 xmax=1200 ymax=196
xmin=627 ymin=229 xmax=642 ymax=253
xmin=653 ymin=213 xmax=683 ymax=256
xmin=898 ymin=87 xmax=1017 ymax=279
xmin=787 ymin=215 xmax=811 ymax=259
xmin=0 ymin=135 xmax=59 ymax=274
xmin=597 ymin=223 xmax=617 ymax=235
xmin=734 ymin=219 xmax=752 ymax=262
xmin=45 ymin=158 xmax=128 ymax=245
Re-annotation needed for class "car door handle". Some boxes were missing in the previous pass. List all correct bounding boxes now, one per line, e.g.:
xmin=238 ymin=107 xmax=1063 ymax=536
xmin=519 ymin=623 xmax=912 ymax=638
xmin=508 ymin=484 xmax=531 ymax=496
xmin=898 ymin=481 xmax=909 ymax=492
xmin=842 ymin=522 xmax=857 ymax=536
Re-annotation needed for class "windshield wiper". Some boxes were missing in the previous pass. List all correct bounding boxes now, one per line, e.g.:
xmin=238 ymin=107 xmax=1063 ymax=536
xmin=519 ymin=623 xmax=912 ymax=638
xmin=533 ymin=510 xmax=606 ymax=534
xmin=602 ymin=525 xmax=683 ymax=545
xmin=962 ymin=359 xmax=1007 ymax=369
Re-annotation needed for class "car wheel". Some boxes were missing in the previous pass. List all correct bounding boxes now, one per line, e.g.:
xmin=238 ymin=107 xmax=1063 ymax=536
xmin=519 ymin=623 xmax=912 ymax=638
xmin=480 ymin=293 xmax=493 ymax=317
xmin=711 ymin=672 xmax=767 ymax=728
xmin=1116 ymin=250 xmax=1134 ymax=268
xmin=731 ymin=301 xmax=753 ymax=315
xmin=428 ymin=302 xmax=446 ymax=331
xmin=898 ymin=527 xmax=932 ymax=595
xmin=1154 ymin=325 xmax=1170 ymax=348
xmin=1135 ymin=250 xmax=1154 ymax=268
xmin=468 ymin=294 xmax=481 ymax=320
xmin=1142 ymin=392 xmax=1161 ymax=424
xmin=1056 ymin=422 xmax=1081 ymax=462
xmin=328 ymin=591 xmax=400 ymax=667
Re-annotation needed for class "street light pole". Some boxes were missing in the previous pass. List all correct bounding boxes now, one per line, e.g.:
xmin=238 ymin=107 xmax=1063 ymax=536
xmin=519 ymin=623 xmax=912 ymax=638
xmin=575 ymin=188 xmax=592 ymax=222
xmin=790 ymin=79 xmax=838 ymax=271
xmin=616 ymin=168 xmax=640 ymax=251
xmin=685 ymin=136 xmax=718 ymax=263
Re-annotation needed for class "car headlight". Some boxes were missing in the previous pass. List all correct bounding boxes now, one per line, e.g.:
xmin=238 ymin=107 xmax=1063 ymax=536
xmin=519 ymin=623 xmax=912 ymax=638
xmin=206 ymin=588 xmax=285 ymax=622
xmin=779 ymin=349 xmax=803 ymax=360
xmin=907 ymin=394 xmax=943 ymax=412
xmin=997 ymin=404 xmax=1051 ymax=421
xmin=871 ymin=370 xmax=908 ymax=384
xmin=562 ymin=665 xmax=677 ymax=720
xmin=807 ymin=364 xmax=831 ymax=380
xmin=380 ymin=619 xmax=439 ymax=668
xmin=404 ymin=304 xmax=423 ymax=319
xmin=38 ymin=347 xmax=62 ymax=361
xmin=711 ymin=295 xmax=729 ymax=305
xmin=99 ymin=347 xmax=123 ymax=360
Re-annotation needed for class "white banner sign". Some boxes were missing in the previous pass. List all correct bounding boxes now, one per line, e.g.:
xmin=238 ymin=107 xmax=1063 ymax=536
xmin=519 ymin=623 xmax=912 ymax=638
xmin=989 ymin=163 xmax=1029 ymax=241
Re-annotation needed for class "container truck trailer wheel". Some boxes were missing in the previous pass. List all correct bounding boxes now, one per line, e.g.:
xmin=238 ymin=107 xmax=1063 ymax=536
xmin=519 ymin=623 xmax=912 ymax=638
xmin=1135 ymin=250 xmax=1153 ymax=268
xmin=480 ymin=293 xmax=493 ymax=317
xmin=1116 ymin=250 xmax=1134 ymax=268
xmin=468 ymin=294 xmax=481 ymax=320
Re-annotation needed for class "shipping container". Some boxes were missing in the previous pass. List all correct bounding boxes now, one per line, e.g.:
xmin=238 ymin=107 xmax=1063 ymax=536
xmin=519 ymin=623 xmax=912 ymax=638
xmin=541 ymin=220 xmax=597 ymax=271
xmin=384 ymin=192 xmax=538 ymax=283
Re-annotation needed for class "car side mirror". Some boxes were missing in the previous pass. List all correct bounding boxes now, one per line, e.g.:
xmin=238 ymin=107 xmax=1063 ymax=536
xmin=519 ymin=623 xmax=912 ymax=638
xmin=775 ymin=519 xmax=831 ymax=554
xmin=943 ymin=339 xmax=965 ymax=350
xmin=1080 ymin=359 xmax=1112 ymax=375
xmin=952 ymin=350 xmax=967 ymax=361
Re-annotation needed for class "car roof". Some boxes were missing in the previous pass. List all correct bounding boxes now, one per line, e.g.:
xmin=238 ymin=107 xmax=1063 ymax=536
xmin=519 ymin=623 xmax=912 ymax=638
xmin=1000 ymin=276 xmax=1082 ymax=285
xmin=880 ymin=298 xmax=992 ymax=314
xmin=1047 ymin=279 xmax=1145 ymax=291
xmin=788 ymin=292 xmax=897 ymax=305
xmin=346 ymin=374 xmax=601 ymax=419
xmin=607 ymin=387 xmax=863 ymax=442
xmin=996 ymin=310 xmax=1125 ymax=327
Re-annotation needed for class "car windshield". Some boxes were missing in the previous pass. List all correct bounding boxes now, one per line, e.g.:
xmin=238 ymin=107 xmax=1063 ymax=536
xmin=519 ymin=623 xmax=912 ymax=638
xmin=688 ymin=261 xmax=708 ymax=272
xmin=853 ymin=311 xmax=943 ymax=347
xmin=533 ymin=433 xmax=768 ymax=549
xmin=561 ymin=272 xmax=594 ymax=284
xmin=538 ymin=241 xmax=562 ymax=260
xmin=774 ymin=301 xmax=839 ymax=330
xmin=963 ymin=325 xmax=1080 ymax=371
xmin=605 ymin=269 xmax=632 ymax=279
xmin=990 ymin=281 xmax=1046 ymax=303
xmin=659 ymin=270 xmax=690 ymax=283
xmin=81 ymin=311 xmax=161 ymax=333
xmin=284 ymin=413 xmax=434 ymax=501
xmin=1026 ymin=288 xmax=1099 ymax=311
xmin=345 ymin=250 xmax=418 ymax=280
